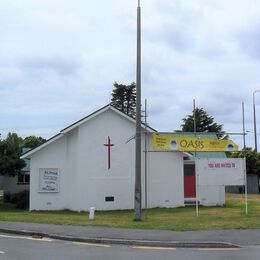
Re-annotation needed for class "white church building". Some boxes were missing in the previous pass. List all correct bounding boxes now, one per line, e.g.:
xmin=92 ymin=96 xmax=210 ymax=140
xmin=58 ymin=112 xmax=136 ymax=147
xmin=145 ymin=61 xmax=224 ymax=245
xmin=21 ymin=104 xmax=225 ymax=211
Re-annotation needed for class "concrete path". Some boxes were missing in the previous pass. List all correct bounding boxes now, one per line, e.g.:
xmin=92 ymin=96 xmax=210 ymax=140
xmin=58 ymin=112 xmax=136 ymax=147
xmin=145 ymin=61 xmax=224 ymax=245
xmin=0 ymin=221 xmax=260 ymax=248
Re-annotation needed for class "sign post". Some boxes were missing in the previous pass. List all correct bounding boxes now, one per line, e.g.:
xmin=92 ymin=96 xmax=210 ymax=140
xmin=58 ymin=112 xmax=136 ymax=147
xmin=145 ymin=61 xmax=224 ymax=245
xmin=195 ymin=158 xmax=246 ymax=217
xmin=195 ymin=158 xmax=199 ymax=217
xmin=196 ymin=159 xmax=245 ymax=186
xmin=244 ymin=157 xmax=248 ymax=215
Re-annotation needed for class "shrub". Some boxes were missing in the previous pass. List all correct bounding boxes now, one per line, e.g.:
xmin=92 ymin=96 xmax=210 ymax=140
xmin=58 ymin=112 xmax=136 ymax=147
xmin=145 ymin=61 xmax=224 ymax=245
xmin=3 ymin=192 xmax=11 ymax=203
xmin=5 ymin=190 xmax=29 ymax=209
xmin=15 ymin=190 xmax=29 ymax=209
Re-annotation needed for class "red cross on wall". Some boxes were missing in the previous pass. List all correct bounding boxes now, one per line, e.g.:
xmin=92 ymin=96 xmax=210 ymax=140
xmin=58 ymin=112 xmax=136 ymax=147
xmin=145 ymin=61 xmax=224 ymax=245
xmin=104 ymin=136 xmax=114 ymax=169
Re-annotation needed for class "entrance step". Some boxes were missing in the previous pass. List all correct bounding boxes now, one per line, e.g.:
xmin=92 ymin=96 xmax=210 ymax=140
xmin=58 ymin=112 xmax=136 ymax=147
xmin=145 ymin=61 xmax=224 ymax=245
xmin=184 ymin=200 xmax=200 ymax=206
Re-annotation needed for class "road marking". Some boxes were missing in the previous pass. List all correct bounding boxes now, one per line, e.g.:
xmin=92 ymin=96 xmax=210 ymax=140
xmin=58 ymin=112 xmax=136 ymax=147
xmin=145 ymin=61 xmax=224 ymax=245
xmin=0 ymin=234 xmax=52 ymax=242
xmin=73 ymin=242 xmax=111 ymax=248
xmin=132 ymin=246 xmax=176 ymax=251
xmin=0 ymin=234 xmax=26 ymax=240
xmin=27 ymin=237 xmax=53 ymax=242
xmin=244 ymin=245 xmax=260 ymax=249
xmin=198 ymin=248 xmax=240 ymax=251
xmin=0 ymin=251 xmax=5 ymax=254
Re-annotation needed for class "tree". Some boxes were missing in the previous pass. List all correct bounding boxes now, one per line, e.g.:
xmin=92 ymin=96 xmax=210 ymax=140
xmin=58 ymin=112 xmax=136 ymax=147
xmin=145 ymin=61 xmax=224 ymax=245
xmin=181 ymin=107 xmax=225 ymax=138
xmin=0 ymin=133 xmax=25 ymax=176
xmin=232 ymin=148 xmax=260 ymax=175
xmin=111 ymin=82 xmax=136 ymax=117
xmin=23 ymin=135 xmax=46 ymax=149
xmin=0 ymin=133 xmax=46 ymax=177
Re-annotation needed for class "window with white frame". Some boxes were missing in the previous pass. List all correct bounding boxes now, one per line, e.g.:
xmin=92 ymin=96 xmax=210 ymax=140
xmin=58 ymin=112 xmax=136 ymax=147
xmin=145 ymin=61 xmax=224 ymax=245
xmin=17 ymin=171 xmax=30 ymax=184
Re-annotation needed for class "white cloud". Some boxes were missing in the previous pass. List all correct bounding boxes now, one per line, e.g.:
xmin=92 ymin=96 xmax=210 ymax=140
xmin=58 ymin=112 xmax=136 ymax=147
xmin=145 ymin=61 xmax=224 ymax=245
xmin=1 ymin=0 xmax=260 ymax=149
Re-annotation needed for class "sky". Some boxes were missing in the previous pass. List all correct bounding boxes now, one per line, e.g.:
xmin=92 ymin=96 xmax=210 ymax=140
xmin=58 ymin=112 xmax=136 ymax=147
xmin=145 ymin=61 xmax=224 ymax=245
xmin=1 ymin=0 xmax=260 ymax=149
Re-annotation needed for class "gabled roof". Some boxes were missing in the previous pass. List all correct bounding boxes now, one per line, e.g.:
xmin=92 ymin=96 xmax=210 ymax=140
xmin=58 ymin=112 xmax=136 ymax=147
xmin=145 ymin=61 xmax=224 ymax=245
xmin=60 ymin=104 xmax=156 ymax=133
xmin=21 ymin=104 xmax=156 ymax=159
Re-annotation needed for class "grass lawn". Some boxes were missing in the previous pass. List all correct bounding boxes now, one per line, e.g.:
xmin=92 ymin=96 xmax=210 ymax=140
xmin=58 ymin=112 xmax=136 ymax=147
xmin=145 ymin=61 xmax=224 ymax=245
xmin=0 ymin=193 xmax=260 ymax=231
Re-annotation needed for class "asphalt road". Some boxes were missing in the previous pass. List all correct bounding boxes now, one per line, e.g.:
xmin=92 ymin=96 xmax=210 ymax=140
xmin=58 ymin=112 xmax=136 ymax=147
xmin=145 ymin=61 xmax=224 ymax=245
xmin=1 ymin=233 xmax=260 ymax=260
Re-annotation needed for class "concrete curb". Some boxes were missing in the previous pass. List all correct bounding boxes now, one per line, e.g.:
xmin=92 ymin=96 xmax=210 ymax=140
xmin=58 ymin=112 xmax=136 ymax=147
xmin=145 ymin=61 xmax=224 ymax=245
xmin=0 ymin=228 xmax=240 ymax=248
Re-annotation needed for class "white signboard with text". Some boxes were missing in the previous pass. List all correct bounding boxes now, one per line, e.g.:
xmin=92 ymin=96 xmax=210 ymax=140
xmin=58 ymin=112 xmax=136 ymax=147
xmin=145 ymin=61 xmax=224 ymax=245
xmin=39 ymin=168 xmax=59 ymax=192
xmin=196 ymin=158 xmax=245 ymax=186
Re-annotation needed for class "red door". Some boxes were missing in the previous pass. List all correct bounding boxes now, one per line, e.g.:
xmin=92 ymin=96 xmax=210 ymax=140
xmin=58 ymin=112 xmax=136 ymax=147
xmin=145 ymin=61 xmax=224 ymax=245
xmin=184 ymin=164 xmax=196 ymax=198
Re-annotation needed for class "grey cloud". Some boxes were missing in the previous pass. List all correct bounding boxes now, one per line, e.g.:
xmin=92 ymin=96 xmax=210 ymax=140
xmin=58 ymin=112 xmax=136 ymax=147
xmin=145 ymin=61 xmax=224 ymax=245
xmin=143 ymin=1 xmax=202 ymax=52
xmin=154 ymin=0 xmax=202 ymax=23
xmin=236 ymin=22 xmax=260 ymax=60
xmin=144 ymin=20 xmax=195 ymax=53
xmin=0 ymin=74 xmax=21 ymax=90
xmin=18 ymin=56 xmax=83 ymax=75
xmin=159 ymin=25 xmax=193 ymax=52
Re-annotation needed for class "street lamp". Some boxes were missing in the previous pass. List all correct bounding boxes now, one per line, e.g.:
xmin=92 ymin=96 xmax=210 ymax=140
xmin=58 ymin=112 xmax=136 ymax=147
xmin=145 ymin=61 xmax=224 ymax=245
xmin=253 ymin=90 xmax=260 ymax=152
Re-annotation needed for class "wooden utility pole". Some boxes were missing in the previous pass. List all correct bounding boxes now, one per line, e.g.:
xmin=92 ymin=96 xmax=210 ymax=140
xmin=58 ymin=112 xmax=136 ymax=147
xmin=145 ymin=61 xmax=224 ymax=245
xmin=134 ymin=0 xmax=142 ymax=221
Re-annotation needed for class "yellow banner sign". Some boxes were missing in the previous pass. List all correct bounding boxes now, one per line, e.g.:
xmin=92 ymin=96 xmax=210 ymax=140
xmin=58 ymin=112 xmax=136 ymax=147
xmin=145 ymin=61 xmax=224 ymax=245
xmin=152 ymin=134 xmax=239 ymax=152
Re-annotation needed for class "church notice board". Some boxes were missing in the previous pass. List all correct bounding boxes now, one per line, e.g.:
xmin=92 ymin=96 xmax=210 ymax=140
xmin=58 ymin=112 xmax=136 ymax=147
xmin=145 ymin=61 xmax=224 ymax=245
xmin=196 ymin=158 xmax=246 ymax=186
xmin=39 ymin=168 xmax=59 ymax=192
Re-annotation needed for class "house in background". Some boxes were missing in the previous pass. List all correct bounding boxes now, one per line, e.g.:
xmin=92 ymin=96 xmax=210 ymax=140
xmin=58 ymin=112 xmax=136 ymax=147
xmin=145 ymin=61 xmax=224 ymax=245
xmin=226 ymin=174 xmax=260 ymax=194
xmin=2 ymin=148 xmax=30 ymax=195
xmin=0 ymin=176 xmax=4 ymax=191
